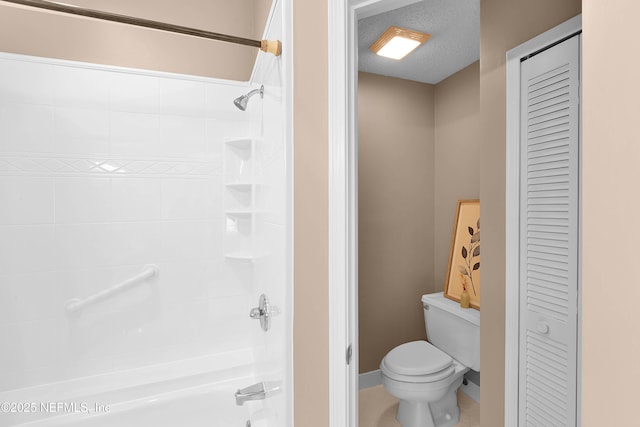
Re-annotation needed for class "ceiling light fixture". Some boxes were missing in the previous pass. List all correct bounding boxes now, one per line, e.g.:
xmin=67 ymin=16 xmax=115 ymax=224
xmin=370 ymin=26 xmax=431 ymax=60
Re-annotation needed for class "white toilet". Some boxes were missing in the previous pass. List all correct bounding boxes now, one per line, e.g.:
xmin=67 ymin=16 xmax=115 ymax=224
xmin=380 ymin=292 xmax=480 ymax=427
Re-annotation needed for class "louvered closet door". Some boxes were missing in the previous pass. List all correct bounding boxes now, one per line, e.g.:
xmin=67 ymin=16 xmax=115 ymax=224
xmin=518 ymin=34 xmax=580 ymax=427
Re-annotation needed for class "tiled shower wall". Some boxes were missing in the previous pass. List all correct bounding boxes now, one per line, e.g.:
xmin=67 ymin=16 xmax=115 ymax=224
xmin=0 ymin=54 xmax=260 ymax=391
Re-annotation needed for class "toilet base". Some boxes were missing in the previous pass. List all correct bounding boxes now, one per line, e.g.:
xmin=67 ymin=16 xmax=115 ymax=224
xmin=394 ymin=376 xmax=463 ymax=427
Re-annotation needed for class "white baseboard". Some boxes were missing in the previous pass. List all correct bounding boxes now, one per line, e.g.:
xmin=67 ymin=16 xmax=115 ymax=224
xmin=359 ymin=370 xmax=382 ymax=390
xmin=461 ymin=378 xmax=480 ymax=403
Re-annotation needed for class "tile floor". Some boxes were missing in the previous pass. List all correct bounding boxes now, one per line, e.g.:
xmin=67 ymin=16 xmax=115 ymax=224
xmin=359 ymin=385 xmax=479 ymax=427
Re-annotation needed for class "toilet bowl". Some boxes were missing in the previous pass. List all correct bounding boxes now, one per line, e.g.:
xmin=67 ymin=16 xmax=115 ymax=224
xmin=380 ymin=341 xmax=467 ymax=427
xmin=380 ymin=293 xmax=480 ymax=427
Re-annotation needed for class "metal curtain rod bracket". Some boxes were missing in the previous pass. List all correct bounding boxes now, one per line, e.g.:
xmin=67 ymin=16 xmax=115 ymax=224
xmin=2 ymin=0 xmax=282 ymax=56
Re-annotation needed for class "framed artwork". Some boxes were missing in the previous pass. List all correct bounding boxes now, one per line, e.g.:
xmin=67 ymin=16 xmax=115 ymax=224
xmin=444 ymin=199 xmax=480 ymax=309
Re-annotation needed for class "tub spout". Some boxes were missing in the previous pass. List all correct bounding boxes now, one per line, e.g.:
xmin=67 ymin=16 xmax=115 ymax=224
xmin=234 ymin=381 xmax=281 ymax=406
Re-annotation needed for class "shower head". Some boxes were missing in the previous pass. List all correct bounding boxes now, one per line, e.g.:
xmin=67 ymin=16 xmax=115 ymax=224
xmin=233 ymin=85 xmax=264 ymax=111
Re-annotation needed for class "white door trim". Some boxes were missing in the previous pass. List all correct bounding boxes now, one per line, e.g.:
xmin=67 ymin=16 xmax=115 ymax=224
xmin=327 ymin=0 xmax=422 ymax=426
xmin=504 ymin=14 xmax=582 ymax=427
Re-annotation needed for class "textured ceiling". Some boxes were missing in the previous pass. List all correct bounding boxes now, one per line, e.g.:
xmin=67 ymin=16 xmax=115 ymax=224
xmin=358 ymin=0 xmax=480 ymax=84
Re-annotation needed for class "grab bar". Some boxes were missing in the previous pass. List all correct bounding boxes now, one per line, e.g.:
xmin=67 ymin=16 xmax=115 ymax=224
xmin=65 ymin=264 xmax=159 ymax=313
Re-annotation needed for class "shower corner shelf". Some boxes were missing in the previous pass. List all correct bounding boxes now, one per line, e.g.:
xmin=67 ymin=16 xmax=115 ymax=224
xmin=225 ymin=183 xmax=253 ymax=192
xmin=225 ymin=210 xmax=267 ymax=220
xmin=225 ymin=252 xmax=269 ymax=263
xmin=225 ymin=210 xmax=252 ymax=220
xmin=223 ymin=137 xmax=263 ymax=150
xmin=224 ymin=136 xmax=269 ymax=267
xmin=225 ymin=182 xmax=266 ymax=191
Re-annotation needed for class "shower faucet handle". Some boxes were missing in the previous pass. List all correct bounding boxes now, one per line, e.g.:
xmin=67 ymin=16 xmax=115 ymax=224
xmin=249 ymin=294 xmax=271 ymax=331
xmin=235 ymin=381 xmax=281 ymax=406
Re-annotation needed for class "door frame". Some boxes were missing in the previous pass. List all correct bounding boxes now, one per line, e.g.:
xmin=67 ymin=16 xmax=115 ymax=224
xmin=326 ymin=0 xmax=422 ymax=426
xmin=504 ymin=14 xmax=582 ymax=426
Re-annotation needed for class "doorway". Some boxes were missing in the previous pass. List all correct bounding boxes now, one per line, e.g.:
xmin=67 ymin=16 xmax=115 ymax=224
xmin=327 ymin=0 xmax=481 ymax=425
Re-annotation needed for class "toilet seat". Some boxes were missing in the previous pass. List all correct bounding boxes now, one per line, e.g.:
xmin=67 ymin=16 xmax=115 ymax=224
xmin=381 ymin=341 xmax=454 ymax=383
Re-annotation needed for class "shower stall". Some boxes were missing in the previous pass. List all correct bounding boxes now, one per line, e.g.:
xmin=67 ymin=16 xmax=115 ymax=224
xmin=0 ymin=1 xmax=292 ymax=426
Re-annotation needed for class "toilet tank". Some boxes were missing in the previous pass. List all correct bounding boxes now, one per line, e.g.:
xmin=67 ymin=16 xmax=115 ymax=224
xmin=422 ymin=292 xmax=480 ymax=371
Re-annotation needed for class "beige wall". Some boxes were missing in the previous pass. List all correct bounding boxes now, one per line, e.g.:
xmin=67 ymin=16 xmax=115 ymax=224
xmin=357 ymin=65 xmax=480 ymax=374
xmin=0 ymin=0 xmax=271 ymax=80
xmin=434 ymin=61 xmax=481 ymax=291
xmin=582 ymin=1 xmax=640 ymax=424
xmin=292 ymin=0 xmax=329 ymax=425
xmin=253 ymin=0 xmax=274 ymax=39
xmin=479 ymin=1 xmax=581 ymax=426
xmin=357 ymin=72 xmax=435 ymax=373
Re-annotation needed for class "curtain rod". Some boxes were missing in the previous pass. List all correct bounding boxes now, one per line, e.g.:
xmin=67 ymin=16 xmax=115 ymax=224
xmin=2 ymin=0 xmax=282 ymax=56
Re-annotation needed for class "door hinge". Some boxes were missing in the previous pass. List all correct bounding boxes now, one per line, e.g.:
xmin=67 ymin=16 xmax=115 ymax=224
xmin=346 ymin=344 xmax=353 ymax=365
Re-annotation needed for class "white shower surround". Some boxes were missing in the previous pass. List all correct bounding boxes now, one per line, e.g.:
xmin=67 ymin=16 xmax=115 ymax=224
xmin=0 ymin=8 xmax=290 ymax=422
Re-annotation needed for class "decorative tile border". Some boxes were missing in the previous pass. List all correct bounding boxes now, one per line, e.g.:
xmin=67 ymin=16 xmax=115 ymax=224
xmin=0 ymin=154 xmax=223 ymax=177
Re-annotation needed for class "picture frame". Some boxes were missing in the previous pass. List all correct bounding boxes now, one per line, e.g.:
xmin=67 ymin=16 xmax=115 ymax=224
xmin=444 ymin=199 xmax=481 ymax=309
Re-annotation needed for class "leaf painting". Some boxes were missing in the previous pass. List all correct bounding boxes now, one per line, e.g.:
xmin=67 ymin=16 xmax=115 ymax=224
xmin=457 ymin=216 xmax=480 ymax=296
xmin=445 ymin=200 xmax=481 ymax=310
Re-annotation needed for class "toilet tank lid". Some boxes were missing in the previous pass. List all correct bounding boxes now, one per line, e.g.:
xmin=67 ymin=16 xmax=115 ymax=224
xmin=422 ymin=292 xmax=480 ymax=326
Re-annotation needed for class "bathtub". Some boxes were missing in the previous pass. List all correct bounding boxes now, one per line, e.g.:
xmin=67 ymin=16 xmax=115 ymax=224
xmin=0 ymin=349 xmax=277 ymax=427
